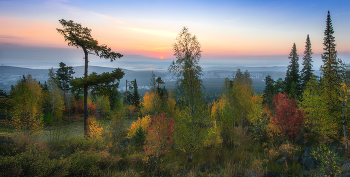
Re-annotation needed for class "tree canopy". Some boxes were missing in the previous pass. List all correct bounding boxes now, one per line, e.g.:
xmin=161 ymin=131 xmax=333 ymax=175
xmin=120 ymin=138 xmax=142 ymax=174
xmin=57 ymin=19 xmax=123 ymax=136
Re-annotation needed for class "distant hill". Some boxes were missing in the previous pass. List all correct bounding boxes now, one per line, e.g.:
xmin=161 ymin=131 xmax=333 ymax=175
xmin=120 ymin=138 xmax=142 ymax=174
xmin=0 ymin=65 xmax=300 ymax=96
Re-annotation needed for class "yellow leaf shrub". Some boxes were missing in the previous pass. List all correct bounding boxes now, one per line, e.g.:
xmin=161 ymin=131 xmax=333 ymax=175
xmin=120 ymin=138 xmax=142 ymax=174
xmin=203 ymin=121 xmax=223 ymax=147
xmin=127 ymin=115 xmax=151 ymax=138
xmin=86 ymin=117 xmax=103 ymax=139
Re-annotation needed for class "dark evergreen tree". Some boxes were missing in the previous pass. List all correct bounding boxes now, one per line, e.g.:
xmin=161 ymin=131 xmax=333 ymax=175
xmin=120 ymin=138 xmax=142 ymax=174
xmin=301 ymin=34 xmax=314 ymax=90
xmin=132 ymin=79 xmax=140 ymax=108
xmin=156 ymin=77 xmax=164 ymax=90
xmin=243 ymin=70 xmax=253 ymax=87
xmin=56 ymin=62 xmax=75 ymax=95
xmin=55 ymin=62 xmax=75 ymax=110
xmin=71 ymin=69 xmax=125 ymax=110
xmin=262 ymin=75 xmax=275 ymax=109
xmin=320 ymin=11 xmax=343 ymax=90
xmin=275 ymin=78 xmax=285 ymax=94
xmin=284 ymin=43 xmax=301 ymax=98
xmin=234 ymin=68 xmax=244 ymax=83
xmin=319 ymin=11 xmax=347 ymax=142
xmin=40 ymin=81 xmax=49 ymax=91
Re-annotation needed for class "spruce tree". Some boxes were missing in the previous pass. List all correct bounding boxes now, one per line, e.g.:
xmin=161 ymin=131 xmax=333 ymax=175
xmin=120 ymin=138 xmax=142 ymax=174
xmin=56 ymin=62 xmax=75 ymax=109
xmin=320 ymin=11 xmax=343 ymax=90
xmin=263 ymin=75 xmax=275 ymax=109
xmin=132 ymin=79 xmax=140 ymax=108
xmin=319 ymin=11 xmax=347 ymax=143
xmin=301 ymin=34 xmax=314 ymax=90
xmin=284 ymin=43 xmax=300 ymax=98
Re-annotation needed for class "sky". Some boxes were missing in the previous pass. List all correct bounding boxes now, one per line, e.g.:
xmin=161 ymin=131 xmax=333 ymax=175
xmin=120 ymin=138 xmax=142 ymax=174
xmin=0 ymin=0 xmax=350 ymax=70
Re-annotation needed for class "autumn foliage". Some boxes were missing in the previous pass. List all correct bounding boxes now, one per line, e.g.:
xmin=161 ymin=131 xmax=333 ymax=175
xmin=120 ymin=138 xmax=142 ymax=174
xmin=9 ymin=75 xmax=43 ymax=132
xmin=143 ymin=113 xmax=175 ymax=157
xmin=86 ymin=117 xmax=103 ymax=139
xmin=127 ymin=115 xmax=151 ymax=139
xmin=270 ymin=93 xmax=305 ymax=140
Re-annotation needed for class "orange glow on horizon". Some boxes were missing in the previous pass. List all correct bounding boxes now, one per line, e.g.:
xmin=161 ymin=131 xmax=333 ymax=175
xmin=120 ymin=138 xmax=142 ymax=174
xmin=160 ymin=56 xmax=163 ymax=59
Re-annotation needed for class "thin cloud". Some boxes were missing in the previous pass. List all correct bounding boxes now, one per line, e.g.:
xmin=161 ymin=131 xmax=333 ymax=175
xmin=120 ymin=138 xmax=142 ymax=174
xmin=0 ymin=35 xmax=22 ymax=39
xmin=51 ymin=1 xmax=174 ymax=38
xmin=226 ymin=18 xmax=240 ymax=23
xmin=91 ymin=12 xmax=128 ymax=25
xmin=49 ymin=1 xmax=127 ymax=25
xmin=127 ymin=27 xmax=176 ymax=37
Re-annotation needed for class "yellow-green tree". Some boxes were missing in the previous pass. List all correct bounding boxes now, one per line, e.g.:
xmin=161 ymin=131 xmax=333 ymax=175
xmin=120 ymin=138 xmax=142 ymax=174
xmin=48 ymin=68 xmax=65 ymax=123
xmin=166 ymin=90 xmax=176 ymax=117
xmin=299 ymin=77 xmax=338 ymax=141
xmin=169 ymin=27 xmax=205 ymax=162
xmin=219 ymin=69 xmax=254 ymax=146
xmin=142 ymin=91 xmax=159 ymax=115
xmin=247 ymin=94 xmax=270 ymax=142
xmin=9 ymin=75 xmax=43 ymax=133
xmin=94 ymin=95 xmax=111 ymax=118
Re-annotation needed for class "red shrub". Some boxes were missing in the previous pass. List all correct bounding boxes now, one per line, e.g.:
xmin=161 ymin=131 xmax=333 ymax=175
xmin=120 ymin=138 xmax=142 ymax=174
xmin=270 ymin=93 xmax=305 ymax=140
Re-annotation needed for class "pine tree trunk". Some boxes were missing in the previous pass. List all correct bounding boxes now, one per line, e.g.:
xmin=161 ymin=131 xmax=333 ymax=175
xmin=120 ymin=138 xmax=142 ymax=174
xmin=83 ymin=48 xmax=88 ymax=137
xmin=63 ymin=81 xmax=66 ymax=112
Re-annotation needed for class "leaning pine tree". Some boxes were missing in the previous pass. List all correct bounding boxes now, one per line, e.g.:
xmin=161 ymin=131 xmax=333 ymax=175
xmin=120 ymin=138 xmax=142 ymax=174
xmin=57 ymin=19 xmax=123 ymax=136
xmin=169 ymin=27 xmax=205 ymax=162
xmin=300 ymin=34 xmax=314 ymax=91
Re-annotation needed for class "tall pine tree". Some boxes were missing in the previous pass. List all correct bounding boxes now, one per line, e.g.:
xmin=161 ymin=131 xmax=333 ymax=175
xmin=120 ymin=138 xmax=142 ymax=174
xmin=262 ymin=75 xmax=275 ymax=109
xmin=55 ymin=62 xmax=75 ymax=110
xmin=320 ymin=11 xmax=343 ymax=91
xmin=319 ymin=11 xmax=347 ymax=143
xmin=301 ymin=34 xmax=314 ymax=91
xmin=132 ymin=79 xmax=140 ymax=109
xmin=284 ymin=43 xmax=300 ymax=98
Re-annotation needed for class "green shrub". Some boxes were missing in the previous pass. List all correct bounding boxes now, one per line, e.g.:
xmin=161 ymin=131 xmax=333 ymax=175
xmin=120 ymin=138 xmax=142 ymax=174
xmin=133 ymin=127 xmax=146 ymax=147
xmin=67 ymin=150 xmax=104 ymax=176
xmin=0 ymin=143 xmax=70 ymax=177
xmin=311 ymin=144 xmax=343 ymax=176
xmin=50 ymin=136 xmax=105 ymax=155
xmin=0 ymin=134 xmax=31 ymax=156
xmin=43 ymin=113 xmax=54 ymax=126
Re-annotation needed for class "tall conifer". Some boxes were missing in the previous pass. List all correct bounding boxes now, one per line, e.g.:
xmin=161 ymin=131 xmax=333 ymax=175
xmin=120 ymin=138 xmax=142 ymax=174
xmin=132 ymin=79 xmax=140 ymax=108
xmin=301 ymin=34 xmax=314 ymax=90
xmin=320 ymin=11 xmax=343 ymax=89
xmin=284 ymin=43 xmax=300 ymax=98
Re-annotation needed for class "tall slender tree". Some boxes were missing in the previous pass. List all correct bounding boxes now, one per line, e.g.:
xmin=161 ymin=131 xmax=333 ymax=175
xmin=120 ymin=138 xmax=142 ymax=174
xmin=319 ymin=11 xmax=347 ymax=145
xmin=169 ymin=27 xmax=204 ymax=162
xmin=55 ymin=62 xmax=75 ymax=111
xmin=320 ymin=11 xmax=343 ymax=91
xmin=132 ymin=79 xmax=140 ymax=109
xmin=57 ymin=19 xmax=123 ymax=136
xmin=150 ymin=71 xmax=157 ymax=94
xmin=284 ymin=43 xmax=301 ymax=98
xmin=263 ymin=75 xmax=275 ymax=109
xmin=301 ymin=34 xmax=314 ymax=90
